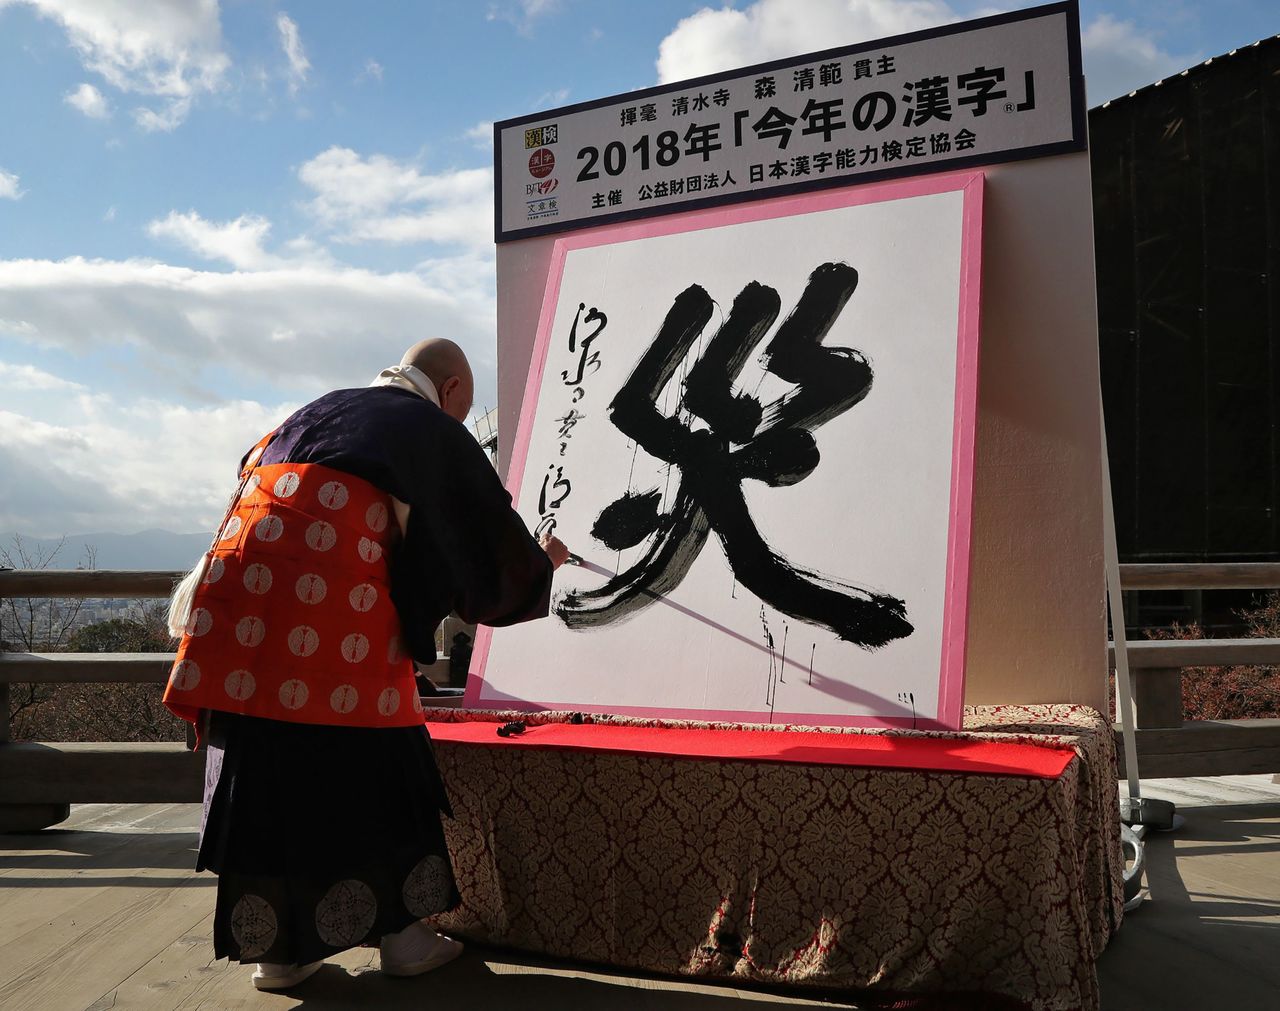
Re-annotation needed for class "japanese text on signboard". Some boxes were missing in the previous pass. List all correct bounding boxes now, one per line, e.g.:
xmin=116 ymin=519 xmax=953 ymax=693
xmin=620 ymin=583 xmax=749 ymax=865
xmin=495 ymin=2 xmax=1081 ymax=240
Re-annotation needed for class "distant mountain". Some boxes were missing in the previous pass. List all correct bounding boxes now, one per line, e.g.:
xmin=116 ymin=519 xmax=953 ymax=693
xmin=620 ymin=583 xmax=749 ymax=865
xmin=0 ymin=530 xmax=210 ymax=571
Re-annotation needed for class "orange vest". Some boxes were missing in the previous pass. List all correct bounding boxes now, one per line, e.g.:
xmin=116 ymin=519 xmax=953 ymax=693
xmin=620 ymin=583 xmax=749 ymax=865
xmin=163 ymin=440 xmax=422 ymax=730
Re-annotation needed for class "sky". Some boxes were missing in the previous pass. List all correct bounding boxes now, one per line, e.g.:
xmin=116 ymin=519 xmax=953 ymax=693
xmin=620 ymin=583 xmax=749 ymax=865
xmin=0 ymin=0 xmax=1274 ymax=538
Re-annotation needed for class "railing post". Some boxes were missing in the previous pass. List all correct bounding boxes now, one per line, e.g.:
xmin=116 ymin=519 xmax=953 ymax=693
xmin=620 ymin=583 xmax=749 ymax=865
xmin=1132 ymin=667 xmax=1184 ymax=729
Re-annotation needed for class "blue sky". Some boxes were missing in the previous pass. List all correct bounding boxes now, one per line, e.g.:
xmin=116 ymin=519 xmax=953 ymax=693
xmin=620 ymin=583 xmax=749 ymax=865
xmin=0 ymin=0 xmax=1274 ymax=537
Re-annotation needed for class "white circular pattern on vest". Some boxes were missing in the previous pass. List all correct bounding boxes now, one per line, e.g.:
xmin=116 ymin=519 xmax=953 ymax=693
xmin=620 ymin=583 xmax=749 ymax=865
xmin=357 ymin=537 xmax=382 ymax=564
xmin=340 ymin=633 xmax=370 ymax=664
xmin=255 ymin=515 xmax=284 ymax=542
xmin=230 ymin=893 xmax=277 ymax=959
xmin=377 ymin=686 xmax=401 ymax=716
xmin=386 ymin=636 xmax=404 ymax=664
xmin=224 ymin=669 xmax=256 ymax=702
xmin=185 ymin=608 xmax=213 ymax=637
xmin=318 ymin=481 xmax=349 ymax=510
xmin=365 ymin=502 xmax=388 ymax=533
xmin=169 ymin=659 xmax=200 ymax=691
xmin=279 ymin=678 xmax=309 ymax=710
xmin=295 ymin=573 xmax=327 ymax=605
xmin=273 ymin=472 xmax=301 ymax=498
xmin=287 ymin=625 xmax=320 ymax=658
xmin=348 ymin=583 xmax=377 ymax=612
xmin=245 ymin=445 xmax=265 ymax=468
xmin=220 ymin=516 xmax=242 ymax=541
xmin=242 ymin=474 xmax=262 ymax=498
xmin=314 ymin=880 xmax=377 ymax=947
xmin=329 ymin=684 xmax=359 ymax=715
xmin=402 ymin=855 xmax=451 ymax=917
xmin=203 ymin=557 xmax=225 ymax=584
xmin=243 ymin=563 xmax=273 ymax=595
xmin=411 ymin=692 xmax=423 ymax=714
xmin=305 ymin=520 xmax=337 ymax=552
xmin=235 ymin=616 xmax=266 ymax=648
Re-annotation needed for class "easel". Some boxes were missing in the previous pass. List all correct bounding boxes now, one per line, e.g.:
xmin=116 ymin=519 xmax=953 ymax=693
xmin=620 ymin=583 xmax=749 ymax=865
xmin=1100 ymin=399 xmax=1183 ymax=910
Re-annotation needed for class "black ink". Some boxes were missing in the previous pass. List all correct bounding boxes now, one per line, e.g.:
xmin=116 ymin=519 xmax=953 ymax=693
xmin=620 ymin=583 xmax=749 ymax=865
xmin=591 ymin=489 xmax=663 ymax=550
xmin=562 ymin=303 xmax=607 ymax=387
xmin=557 ymin=263 xmax=913 ymax=650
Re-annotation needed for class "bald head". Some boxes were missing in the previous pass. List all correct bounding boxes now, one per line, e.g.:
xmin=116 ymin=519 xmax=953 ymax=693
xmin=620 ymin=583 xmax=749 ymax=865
xmin=401 ymin=338 xmax=473 ymax=422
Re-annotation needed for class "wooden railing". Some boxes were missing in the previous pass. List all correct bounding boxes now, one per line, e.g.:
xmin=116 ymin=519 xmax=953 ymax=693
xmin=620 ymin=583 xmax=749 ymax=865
xmin=0 ymin=569 xmax=462 ymax=832
xmin=1113 ymin=562 xmax=1280 ymax=777
xmin=2 ymin=563 xmax=1278 ymax=829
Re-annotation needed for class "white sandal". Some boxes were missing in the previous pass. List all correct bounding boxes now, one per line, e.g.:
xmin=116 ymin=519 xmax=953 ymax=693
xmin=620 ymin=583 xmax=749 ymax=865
xmin=380 ymin=923 xmax=464 ymax=977
xmin=251 ymin=960 xmax=325 ymax=990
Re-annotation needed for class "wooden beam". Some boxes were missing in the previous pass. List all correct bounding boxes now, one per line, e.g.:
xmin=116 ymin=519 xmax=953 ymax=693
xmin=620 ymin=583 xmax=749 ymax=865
xmin=1118 ymin=562 xmax=1280 ymax=590
xmin=0 ymin=742 xmax=204 ymax=804
xmin=1132 ymin=668 xmax=1183 ymax=728
xmin=0 ymin=653 xmax=174 ymax=684
xmin=1108 ymin=638 xmax=1280 ymax=668
xmin=0 ymin=570 xmax=183 ymax=599
xmin=1114 ymin=719 xmax=1280 ymax=778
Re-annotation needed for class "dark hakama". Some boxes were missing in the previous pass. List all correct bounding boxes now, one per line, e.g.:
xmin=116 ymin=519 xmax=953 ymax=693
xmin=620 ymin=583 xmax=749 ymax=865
xmin=198 ymin=711 xmax=460 ymax=965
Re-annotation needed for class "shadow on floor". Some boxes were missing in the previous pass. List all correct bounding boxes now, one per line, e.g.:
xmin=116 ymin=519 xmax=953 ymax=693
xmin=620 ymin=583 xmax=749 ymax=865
xmin=282 ymin=951 xmax=860 ymax=1011
xmin=1096 ymin=804 xmax=1280 ymax=1010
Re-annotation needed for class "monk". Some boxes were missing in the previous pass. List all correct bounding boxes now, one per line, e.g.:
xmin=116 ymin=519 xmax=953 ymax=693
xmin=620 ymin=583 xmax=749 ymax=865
xmin=164 ymin=339 xmax=567 ymax=990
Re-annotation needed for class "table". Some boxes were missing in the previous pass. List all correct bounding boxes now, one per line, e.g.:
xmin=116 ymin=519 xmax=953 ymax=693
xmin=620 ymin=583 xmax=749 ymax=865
xmin=424 ymin=704 xmax=1124 ymax=1011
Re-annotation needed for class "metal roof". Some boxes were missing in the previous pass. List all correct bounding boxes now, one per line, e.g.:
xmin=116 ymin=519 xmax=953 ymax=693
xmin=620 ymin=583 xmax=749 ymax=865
xmin=1093 ymin=32 xmax=1280 ymax=111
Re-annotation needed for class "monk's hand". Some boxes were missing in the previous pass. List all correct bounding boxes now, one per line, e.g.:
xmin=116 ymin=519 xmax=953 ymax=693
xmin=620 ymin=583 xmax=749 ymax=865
xmin=539 ymin=533 xmax=570 ymax=570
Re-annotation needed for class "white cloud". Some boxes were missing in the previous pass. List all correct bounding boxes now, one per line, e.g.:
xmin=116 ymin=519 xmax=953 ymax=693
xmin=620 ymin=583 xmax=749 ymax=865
xmin=357 ymin=58 xmax=383 ymax=83
xmin=464 ymin=121 xmax=493 ymax=149
xmin=656 ymin=0 xmax=956 ymax=83
xmin=298 ymin=147 xmax=494 ymax=250
xmin=0 ymin=0 xmax=230 ymax=130
xmin=487 ymin=0 xmax=561 ymax=34
xmin=277 ymin=12 xmax=310 ymax=96
xmin=533 ymin=87 xmax=570 ymax=109
xmin=0 ymin=361 xmax=86 ymax=392
xmin=0 ymin=168 xmax=22 ymax=200
xmin=1082 ymin=14 xmax=1196 ymax=105
xmin=0 ymin=255 xmax=497 ymax=401
xmin=0 ymin=396 xmax=293 ymax=535
xmin=146 ymin=210 xmax=330 ymax=270
xmin=64 ymin=81 xmax=110 ymax=118
xmin=103 ymin=205 xmax=117 ymax=222
xmin=134 ymin=97 xmax=192 ymax=132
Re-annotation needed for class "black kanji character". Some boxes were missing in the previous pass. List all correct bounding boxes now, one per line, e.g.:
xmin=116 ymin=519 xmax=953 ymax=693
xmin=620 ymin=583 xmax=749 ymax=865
xmin=684 ymin=121 xmax=722 ymax=160
xmin=956 ymin=66 xmax=1007 ymax=116
xmin=752 ymin=106 xmax=798 ymax=149
xmin=557 ymin=264 xmax=913 ymax=650
xmin=799 ymin=98 xmax=846 ymax=142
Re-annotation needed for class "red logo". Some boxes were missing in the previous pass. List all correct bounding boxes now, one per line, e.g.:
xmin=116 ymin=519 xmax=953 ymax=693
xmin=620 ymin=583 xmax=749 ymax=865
xmin=528 ymin=148 xmax=555 ymax=178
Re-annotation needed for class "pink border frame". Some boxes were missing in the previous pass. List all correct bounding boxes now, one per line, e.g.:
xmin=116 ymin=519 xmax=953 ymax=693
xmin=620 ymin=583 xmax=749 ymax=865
xmin=466 ymin=171 xmax=985 ymax=730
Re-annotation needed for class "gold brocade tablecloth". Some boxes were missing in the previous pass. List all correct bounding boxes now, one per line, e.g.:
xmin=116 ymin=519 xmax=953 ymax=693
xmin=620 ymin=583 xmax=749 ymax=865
xmin=424 ymin=704 xmax=1123 ymax=1011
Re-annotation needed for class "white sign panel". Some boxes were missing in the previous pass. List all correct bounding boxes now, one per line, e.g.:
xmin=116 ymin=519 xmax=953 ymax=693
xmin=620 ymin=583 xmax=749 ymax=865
xmin=495 ymin=0 xmax=1084 ymax=241
xmin=469 ymin=173 xmax=984 ymax=728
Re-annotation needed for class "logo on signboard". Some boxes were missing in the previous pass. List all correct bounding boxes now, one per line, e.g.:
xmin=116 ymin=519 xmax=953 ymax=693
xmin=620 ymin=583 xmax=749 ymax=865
xmin=528 ymin=148 xmax=555 ymax=178
xmin=526 ymin=195 xmax=559 ymax=222
xmin=525 ymin=124 xmax=559 ymax=149
xmin=525 ymin=178 xmax=558 ymax=196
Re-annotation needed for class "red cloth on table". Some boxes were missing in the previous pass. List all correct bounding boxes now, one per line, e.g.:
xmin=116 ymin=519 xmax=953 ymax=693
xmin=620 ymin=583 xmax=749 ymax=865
xmin=424 ymin=720 xmax=1075 ymax=778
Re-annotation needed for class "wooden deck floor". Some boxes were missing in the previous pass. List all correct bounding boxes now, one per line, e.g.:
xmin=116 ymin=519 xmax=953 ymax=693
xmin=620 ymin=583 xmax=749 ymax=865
xmin=1 ymin=777 xmax=1277 ymax=1010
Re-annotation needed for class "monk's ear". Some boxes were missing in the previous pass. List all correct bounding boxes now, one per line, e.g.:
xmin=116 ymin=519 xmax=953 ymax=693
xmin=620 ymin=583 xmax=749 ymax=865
xmin=440 ymin=376 xmax=460 ymax=402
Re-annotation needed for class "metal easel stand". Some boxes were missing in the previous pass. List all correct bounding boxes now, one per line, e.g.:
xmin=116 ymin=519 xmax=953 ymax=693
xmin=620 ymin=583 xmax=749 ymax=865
xmin=1100 ymin=401 xmax=1182 ymax=912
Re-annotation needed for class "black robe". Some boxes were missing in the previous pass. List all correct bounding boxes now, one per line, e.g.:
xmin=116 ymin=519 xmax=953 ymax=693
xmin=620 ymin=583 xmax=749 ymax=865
xmin=201 ymin=384 xmax=551 ymax=966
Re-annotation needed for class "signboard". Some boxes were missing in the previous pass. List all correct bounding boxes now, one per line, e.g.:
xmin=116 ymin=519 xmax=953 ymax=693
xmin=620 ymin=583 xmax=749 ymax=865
xmin=494 ymin=0 xmax=1083 ymax=241
xmin=468 ymin=172 xmax=984 ymax=728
